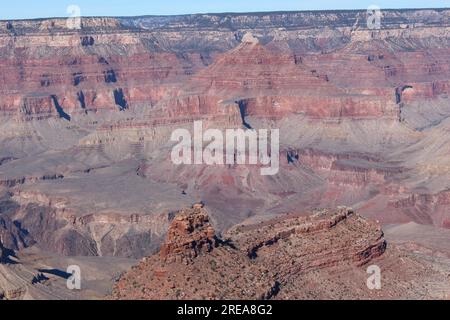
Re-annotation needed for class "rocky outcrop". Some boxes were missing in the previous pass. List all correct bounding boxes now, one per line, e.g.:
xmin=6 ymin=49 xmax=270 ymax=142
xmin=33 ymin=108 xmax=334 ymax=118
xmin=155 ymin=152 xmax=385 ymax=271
xmin=160 ymin=203 xmax=218 ymax=264
xmin=227 ymin=207 xmax=386 ymax=274
xmin=111 ymin=206 xmax=388 ymax=300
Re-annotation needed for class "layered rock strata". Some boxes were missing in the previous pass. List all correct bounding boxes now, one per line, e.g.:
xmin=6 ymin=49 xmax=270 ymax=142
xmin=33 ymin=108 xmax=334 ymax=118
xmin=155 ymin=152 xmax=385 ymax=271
xmin=111 ymin=206 xmax=390 ymax=299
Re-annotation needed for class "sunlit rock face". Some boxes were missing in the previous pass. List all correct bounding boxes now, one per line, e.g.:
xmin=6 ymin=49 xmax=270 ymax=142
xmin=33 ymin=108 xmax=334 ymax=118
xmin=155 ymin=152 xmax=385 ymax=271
xmin=111 ymin=206 xmax=450 ymax=300
xmin=1 ymin=9 xmax=450 ymax=263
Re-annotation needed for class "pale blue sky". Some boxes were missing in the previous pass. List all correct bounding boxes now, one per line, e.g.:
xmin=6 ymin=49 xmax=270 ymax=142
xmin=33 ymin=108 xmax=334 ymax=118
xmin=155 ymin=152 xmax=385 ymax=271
xmin=0 ymin=0 xmax=449 ymax=20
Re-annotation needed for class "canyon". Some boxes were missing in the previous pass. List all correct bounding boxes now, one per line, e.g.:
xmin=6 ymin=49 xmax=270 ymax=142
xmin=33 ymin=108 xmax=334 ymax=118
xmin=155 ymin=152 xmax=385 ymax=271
xmin=1 ymin=8 xmax=450 ymax=299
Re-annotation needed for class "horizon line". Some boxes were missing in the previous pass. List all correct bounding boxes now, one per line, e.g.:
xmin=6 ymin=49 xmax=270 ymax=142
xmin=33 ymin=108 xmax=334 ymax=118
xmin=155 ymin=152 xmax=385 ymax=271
xmin=2 ymin=6 xmax=450 ymax=22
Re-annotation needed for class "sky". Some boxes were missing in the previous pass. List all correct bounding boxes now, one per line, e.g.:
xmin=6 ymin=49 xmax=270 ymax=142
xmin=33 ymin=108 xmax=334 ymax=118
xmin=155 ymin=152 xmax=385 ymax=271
xmin=0 ymin=0 xmax=449 ymax=20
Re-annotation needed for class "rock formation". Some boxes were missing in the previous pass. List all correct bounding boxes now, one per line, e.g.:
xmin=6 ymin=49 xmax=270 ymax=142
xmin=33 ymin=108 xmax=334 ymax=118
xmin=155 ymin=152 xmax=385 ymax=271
xmin=0 ymin=193 xmax=35 ymax=262
xmin=111 ymin=206 xmax=449 ymax=300
xmin=160 ymin=203 xmax=219 ymax=264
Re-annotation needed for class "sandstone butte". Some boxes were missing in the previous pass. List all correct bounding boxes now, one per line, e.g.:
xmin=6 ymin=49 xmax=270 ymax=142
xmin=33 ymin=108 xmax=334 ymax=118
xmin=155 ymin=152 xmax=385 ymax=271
xmin=1 ymin=9 xmax=450 ymax=299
